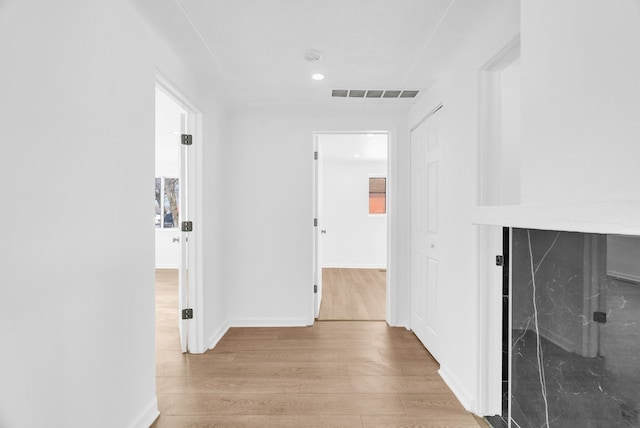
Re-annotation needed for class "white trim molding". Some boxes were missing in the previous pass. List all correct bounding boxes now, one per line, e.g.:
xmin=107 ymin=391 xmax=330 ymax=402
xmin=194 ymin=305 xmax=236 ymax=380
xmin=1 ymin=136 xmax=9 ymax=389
xmin=208 ymin=322 xmax=231 ymax=350
xmin=439 ymin=365 xmax=476 ymax=413
xmin=229 ymin=318 xmax=311 ymax=328
xmin=127 ymin=398 xmax=159 ymax=428
xmin=475 ymin=35 xmax=521 ymax=416
xmin=322 ymin=264 xmax=388 ymax=270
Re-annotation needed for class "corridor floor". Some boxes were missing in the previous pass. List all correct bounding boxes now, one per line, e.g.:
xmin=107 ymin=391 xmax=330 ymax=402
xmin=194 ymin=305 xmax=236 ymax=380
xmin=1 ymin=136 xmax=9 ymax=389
xmin=152 ymin=269 xmax=485 ymax=428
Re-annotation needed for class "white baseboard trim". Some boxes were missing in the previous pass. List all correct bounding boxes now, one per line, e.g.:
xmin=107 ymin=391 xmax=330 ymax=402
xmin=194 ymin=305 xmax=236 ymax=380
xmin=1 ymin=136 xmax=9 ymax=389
xmin=127 ymin=397 xmax=159 ymax=428
xmin=208 ymin=321 xmax=231 ymax=350
xmin=154 ymin=265 xmax=179 ymax=270
xmin=439 ymin=365 xmax=476 ymax=413
xmin=322 ymin=264 xmax=387 ymax=270
xmin=228 ymin=317 xmax=310 ymax=327
xmin=608 ymin=270 xmax=640 ymax=284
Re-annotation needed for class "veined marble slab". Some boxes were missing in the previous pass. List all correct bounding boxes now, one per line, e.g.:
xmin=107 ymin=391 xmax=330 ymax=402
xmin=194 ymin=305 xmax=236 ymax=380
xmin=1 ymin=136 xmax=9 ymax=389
xmin=509 ymin=228 xmax=640 ymax=428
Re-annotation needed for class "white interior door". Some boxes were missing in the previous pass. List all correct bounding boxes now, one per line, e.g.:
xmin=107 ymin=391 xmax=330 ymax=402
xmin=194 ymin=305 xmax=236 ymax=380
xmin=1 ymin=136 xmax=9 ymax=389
xmin=410 ymin=107 xmax=442 ymax=361
xmin=313 ymin=137 xmax=323 ymax=318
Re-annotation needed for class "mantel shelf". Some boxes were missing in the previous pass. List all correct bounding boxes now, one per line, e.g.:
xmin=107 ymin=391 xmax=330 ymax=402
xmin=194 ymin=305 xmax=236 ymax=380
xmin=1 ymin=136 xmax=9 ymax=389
xmin=472 ymin=200 xmax=640 ymax=236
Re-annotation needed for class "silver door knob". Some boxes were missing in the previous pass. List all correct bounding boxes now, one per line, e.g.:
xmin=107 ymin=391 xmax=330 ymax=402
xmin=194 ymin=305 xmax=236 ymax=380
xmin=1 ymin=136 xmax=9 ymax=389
xmin=321 ymin=229 xmax=327 ymax=234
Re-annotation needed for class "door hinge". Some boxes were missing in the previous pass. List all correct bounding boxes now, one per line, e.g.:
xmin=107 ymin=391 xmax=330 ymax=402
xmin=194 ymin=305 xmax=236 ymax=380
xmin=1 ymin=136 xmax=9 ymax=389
xmin=181 ymin=134 xmax=193 ymax=145
xmin=181 ymin=221 xmax=193 ymax=232
xmin=593 ymin=311 xmax=607 ymax=323
xmin=496 ymin=255 xmax=504 ymax=266
xmin=182 ymin=308 xmax=193 ymax=320
xmin=314 ymin=218 xmax=318 ymax=227
xmin=314 ymin=151 xmax=318 ymax=160
xmin=314 ymin=285 xmax=318 ymax=293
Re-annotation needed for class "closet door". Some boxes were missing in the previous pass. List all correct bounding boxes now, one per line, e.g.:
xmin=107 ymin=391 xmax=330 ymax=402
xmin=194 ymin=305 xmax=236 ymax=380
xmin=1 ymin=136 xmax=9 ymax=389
xmin=410 ymin=109 xmax=442 ymax=361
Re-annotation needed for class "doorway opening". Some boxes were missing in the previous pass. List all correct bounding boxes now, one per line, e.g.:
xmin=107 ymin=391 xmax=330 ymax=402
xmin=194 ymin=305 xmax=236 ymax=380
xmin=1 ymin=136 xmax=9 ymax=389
xmin=313 ymin=133 xmax=389 ymax=321
xmin=154 ymin=79 xmax=202 ymax=354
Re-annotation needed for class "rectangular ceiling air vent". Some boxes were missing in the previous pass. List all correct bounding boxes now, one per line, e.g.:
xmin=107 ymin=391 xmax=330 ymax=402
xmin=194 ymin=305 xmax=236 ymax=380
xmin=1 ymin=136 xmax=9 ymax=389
xmin=399 ymin=90 xmax=420 ymax=98
xmin=332 ymin=89 xmax=420 ymax=99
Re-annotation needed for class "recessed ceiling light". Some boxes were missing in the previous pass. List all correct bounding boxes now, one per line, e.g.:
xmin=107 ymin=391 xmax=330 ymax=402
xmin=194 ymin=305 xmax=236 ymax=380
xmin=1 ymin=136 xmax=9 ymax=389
xmin=304 ymin=49 xmax=323 ymax=62
xmin=354 ymin=154 xmax=360 ymax=158
xmin=312 ymin=73 xmax=325 ymax=81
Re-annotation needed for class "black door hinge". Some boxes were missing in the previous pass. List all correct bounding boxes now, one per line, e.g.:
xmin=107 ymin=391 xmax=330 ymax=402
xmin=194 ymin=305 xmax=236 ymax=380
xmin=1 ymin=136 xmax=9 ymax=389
xmin=314 ymin=285 xmax=318 ymax=293
xmin=182 ymin=221 xmax=193 ymax=232
xmin=496 ymin=255 xmax=504 ymax=266
xmin=181 ymin=134 xmax=193 ymax=145
xmin=182 ymin=308 xmax=193 ymax=320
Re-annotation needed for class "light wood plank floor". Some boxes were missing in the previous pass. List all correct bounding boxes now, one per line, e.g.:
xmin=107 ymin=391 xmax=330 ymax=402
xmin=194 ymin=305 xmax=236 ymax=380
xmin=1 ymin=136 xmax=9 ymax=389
xmin=152 ymin=269 xmax=486 ymax=428
xmin=318 ymin=268 xmax=386 ymax=320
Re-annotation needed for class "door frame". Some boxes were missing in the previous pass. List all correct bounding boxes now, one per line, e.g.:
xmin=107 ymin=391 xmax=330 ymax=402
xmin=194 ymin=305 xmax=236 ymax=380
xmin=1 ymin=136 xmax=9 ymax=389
xmin=311 ymin=130 xmax=393 ymax=324
xmin=476 ymin=36 xmax=520 ymax=415
xmin=312 ymin=135 xmax=323 ymax=318
xmin=155 ymin=71 xmax=205 ymax=353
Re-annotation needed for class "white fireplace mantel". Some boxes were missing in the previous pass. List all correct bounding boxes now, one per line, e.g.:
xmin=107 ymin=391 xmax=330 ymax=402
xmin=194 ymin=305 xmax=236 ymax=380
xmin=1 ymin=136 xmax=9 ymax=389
xmin=472 ymin=200 xmax=640 ymax=236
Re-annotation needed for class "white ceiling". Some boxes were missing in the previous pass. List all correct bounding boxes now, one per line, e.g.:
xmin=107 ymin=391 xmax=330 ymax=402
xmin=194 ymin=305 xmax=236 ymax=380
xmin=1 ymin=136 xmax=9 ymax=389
xmin=174 ymin=0 xmax=454 ymax=105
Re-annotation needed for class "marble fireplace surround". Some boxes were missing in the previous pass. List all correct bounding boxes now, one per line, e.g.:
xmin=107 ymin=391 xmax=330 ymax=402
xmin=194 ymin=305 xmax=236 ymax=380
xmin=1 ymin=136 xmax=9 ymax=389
xmin=473 ymin=201 xmax=640 ymax=428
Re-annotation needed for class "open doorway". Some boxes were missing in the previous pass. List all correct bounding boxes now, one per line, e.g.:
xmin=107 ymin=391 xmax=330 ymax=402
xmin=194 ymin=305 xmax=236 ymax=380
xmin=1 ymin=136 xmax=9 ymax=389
xmin=314 ymin=133 xmax=389 ymax=321
xmin=154 ymin=81 xmax=201 ymax=354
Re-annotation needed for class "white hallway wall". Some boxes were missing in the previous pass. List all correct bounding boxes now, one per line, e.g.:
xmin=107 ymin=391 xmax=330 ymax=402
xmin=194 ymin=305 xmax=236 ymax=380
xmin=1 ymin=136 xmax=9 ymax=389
xmin=321 ymin=157 xmax=388 ymax=269
xmin=223 ymin=105 xmax=410 ymax=327
xmin=520 ymin=0 xmax=640 ymax=205
xmin=0 ymin=0 xmax=234 ymax=426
